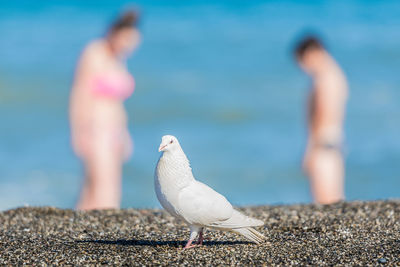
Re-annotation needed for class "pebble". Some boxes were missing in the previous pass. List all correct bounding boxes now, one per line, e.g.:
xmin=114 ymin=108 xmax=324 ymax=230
xmin=378 ymin=258 xmax=387 ymax=264
xmin=0 ymin=200 xmax=399 ymax=266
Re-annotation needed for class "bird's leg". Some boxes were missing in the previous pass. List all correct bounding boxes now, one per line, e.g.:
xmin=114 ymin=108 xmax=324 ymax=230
xmin=183 ymin=226 xmax=200 ymax=249
xmin=194 ymin=228 xmax=204 ymax=245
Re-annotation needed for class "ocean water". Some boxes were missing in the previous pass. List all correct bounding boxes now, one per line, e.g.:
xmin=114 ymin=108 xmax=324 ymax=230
xmin=0 ymin=0 xmax=399 ymax=210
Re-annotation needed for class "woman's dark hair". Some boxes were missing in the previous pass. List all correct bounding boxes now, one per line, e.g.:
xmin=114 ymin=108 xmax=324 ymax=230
xmin=109 ymin=10 xmax=139 ymax=35
xmin=294 ymin=35 xmax=324 ymax=59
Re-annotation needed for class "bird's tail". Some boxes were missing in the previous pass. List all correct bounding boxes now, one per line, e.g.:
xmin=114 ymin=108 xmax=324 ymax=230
xmin=233 ymin=227 xmax=265 ymax=244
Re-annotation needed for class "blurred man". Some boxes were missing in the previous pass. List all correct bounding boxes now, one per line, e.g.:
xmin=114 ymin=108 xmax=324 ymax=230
xmin=294 ymin=36 xmax=348 ymax=204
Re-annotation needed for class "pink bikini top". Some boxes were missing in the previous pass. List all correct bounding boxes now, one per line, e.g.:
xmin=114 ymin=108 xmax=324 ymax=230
xmin=92 ymin=71 xmax=135 ymax=100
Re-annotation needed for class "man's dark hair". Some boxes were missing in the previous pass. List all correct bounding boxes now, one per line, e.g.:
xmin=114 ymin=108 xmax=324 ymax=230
xmin=294 ymin=35 xmax=324 ymax=59
xmin=109 ymin=10 xmax=140 ymax=35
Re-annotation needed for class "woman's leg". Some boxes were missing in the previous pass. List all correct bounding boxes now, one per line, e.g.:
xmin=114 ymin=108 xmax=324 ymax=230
xmin=76 ymin=172 xmax=91 ymax=210
xmin=309 ymin=149 xmax=344 ymax=204
xmin=76 ymin=130 xmax=122 ymax=210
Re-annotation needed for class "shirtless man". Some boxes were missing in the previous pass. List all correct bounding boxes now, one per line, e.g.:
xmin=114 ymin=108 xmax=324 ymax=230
xmin=294 ymin=36 xmax=348 ymax=204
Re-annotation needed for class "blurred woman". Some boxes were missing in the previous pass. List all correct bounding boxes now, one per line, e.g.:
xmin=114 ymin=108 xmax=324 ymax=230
xmin=70 ymin=11 xmax=140 ymax=210
xmin=294 ymin=36 xmax=348 ymax=204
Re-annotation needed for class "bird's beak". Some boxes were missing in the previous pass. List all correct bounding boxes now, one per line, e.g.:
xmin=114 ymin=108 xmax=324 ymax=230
xmin=158 ymin=144 xmax=167 ymax=152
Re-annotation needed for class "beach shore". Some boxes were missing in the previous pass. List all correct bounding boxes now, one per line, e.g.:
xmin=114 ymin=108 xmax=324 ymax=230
xmin=0 ymin=200 xmax=398 ymax=265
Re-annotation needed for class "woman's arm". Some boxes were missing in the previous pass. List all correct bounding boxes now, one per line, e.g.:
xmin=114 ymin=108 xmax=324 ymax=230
xmin=69 ymin=42 xmax=105 ymax=156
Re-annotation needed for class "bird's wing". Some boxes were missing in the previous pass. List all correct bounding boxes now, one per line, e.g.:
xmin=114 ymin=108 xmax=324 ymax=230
xmin=178 ymin=180 xmax=264 ymax=230
xmin=208 ymin=209 xmax=264 ymax=229
xmin=177 ymin=180 xmax=234 ymax=226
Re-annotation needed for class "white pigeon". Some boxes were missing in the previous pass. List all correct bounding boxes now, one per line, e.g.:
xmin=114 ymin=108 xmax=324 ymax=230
xmin=154 ymin=135 xmax=265 ymax=249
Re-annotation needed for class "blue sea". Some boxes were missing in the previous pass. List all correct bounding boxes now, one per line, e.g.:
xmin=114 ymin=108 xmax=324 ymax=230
xmin=0 ymin=1 xmax=399 ymax=210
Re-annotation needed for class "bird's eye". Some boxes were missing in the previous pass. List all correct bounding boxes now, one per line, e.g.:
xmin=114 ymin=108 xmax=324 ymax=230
xmin=170 ymin=140 xmax=173 ymax=144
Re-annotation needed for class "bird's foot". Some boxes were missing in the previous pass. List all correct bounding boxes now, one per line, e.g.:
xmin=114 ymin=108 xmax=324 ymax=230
xmin=183 ymin=240 xmax=201 ymax=249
